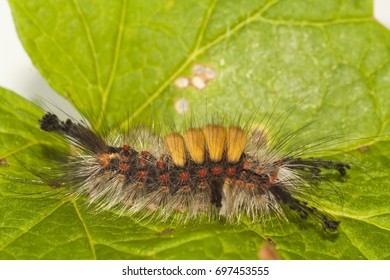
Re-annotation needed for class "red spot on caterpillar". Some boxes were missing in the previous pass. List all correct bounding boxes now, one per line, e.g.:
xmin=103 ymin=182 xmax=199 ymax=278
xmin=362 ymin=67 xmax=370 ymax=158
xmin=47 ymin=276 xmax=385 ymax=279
xmin=156 ymin=160 xmax=165 ymax=169
xmin=137 ymin=171 xmax=148 ymax=179
xmin=179 ymin=172 xmax=189 ymax=181
xmin=268 ymin=171 xmax=278 ymax=184
xmin=243 ymin=161 xmax=251 ymax=170
xmin=211 ymin=166 xmax=223 ymax=175
xmin=122 ymin=144 xmax=129 ymax=151
xmin=119 ymin=163 xmax=129 ymax=171
xmin=159 ymin=174 xmax=169 ymax=183
xmin=226 ymin=167 xmax=236 ymax=177
xmin=197 ymin=168 xmax=208 ymax=178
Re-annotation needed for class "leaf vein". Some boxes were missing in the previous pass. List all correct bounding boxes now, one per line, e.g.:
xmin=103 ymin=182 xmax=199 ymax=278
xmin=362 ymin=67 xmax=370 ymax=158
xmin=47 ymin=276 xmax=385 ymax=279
xmin=72 ymin=201 xmax=97 ymax=259
xmin=0 ymin=201 xmax=66 ymax=252
xmin=72 ymin=0 xmax=103 ymax=90
xmin=193 ymin=0 xmax=218 ymax=50
xmin=98 ymin=0 xmax=128 ymax=128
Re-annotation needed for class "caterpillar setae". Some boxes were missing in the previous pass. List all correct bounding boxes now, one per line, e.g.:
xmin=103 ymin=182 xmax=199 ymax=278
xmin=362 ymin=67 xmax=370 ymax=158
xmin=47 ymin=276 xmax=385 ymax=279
xmin=37 ymin=109 xmax=350 ymax=231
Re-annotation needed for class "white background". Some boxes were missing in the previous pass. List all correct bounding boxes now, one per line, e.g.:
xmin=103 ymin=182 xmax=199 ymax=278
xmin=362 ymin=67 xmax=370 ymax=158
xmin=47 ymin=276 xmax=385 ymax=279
xmin=0 ymin=0 xmax=390 ymax=112
xmin=0 ymin=260 xmax=389 ymax=280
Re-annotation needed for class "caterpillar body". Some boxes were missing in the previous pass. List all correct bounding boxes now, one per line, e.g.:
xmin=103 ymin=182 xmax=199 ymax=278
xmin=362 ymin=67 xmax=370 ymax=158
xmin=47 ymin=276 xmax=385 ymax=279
xmin=39 ymin=112 xmax=350 ymax=231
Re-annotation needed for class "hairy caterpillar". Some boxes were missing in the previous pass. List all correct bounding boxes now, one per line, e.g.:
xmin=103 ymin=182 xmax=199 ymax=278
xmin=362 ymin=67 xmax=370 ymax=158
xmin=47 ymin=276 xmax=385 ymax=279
xmin=37 ymin=110 xmax=350 ymax=231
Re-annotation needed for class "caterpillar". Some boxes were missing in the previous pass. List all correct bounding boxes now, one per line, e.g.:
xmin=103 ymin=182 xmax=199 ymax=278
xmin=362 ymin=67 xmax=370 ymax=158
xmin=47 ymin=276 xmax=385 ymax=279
xmin=36 ymin=110 xmax=350 ymax=232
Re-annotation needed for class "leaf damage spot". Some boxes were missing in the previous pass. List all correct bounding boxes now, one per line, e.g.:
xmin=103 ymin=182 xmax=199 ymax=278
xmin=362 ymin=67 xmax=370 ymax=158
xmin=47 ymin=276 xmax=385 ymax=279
xmin=175 ymin=98 xmax=189 ymax=114
xmin=174 ymin=63 xmax=217 ymax=91
xmin=190 ymin=76 xmax=207 ymax=90
xmin=192 ymin=63 xmax=217 ymax=82
xmin=0 ymin=158 xmax=9 ymax=167
xmin=174 ymin=77 xmax=190 ymax=89
xmin=358 ymin=145 xmax=370 ymax=153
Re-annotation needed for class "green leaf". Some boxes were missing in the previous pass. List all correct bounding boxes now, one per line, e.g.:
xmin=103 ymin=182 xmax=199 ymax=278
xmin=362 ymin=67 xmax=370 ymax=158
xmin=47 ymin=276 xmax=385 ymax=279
xmin=1 ymin=0 xmax=390 ymax=259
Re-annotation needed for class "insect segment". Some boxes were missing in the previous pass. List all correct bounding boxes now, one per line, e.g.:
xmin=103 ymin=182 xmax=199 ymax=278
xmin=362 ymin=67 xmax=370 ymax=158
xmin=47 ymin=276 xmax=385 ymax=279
xmin=39 ymin=112 xmax=350 ymax=230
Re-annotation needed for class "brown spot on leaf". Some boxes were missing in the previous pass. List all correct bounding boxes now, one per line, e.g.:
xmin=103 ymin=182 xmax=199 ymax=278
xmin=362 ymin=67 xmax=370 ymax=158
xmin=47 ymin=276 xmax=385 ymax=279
xmin=0 ymin=158 xmax=8 ymax=167
xmin=258 ymin=238 xmax=282 ymax=260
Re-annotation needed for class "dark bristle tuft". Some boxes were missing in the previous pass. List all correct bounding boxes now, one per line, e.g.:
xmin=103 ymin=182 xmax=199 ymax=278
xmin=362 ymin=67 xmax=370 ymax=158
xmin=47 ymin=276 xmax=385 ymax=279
xmin=38 ymin=112 xmax=109 ymax=154
xmin=39 ymin=113 xmax=62 ymax=132
xmin=269 ymin=184 xmax=340 ymax=230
